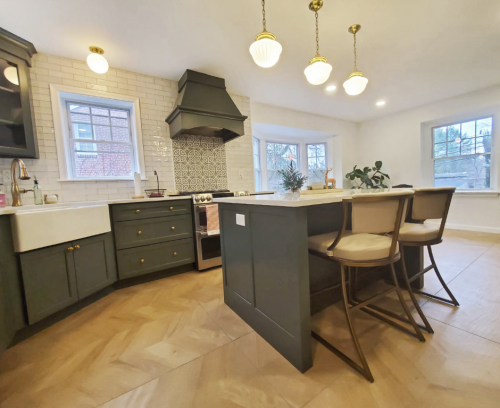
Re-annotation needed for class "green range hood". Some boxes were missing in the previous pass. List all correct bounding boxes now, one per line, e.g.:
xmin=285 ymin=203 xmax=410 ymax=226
xmin=166 ymin=70 xmax=248 ymax=143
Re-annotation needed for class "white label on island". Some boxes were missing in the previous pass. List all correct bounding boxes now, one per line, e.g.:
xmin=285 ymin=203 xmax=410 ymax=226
xmin=236 ymin=213 xmax=245 ymax=226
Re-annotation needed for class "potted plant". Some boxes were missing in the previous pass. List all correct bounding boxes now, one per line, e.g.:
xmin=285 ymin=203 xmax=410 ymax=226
xmin=277 ymin=160 xmax=308 ymax=195
xmin=345 ymin=161 xmax=390 ymax=189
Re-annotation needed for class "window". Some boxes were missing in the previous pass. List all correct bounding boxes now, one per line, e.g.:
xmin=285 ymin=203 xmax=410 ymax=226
xmin=67 ymin=103 xmax=135 ymax=179
xmin=50 ymin=84 xmax=146 ymax=181
xmin=307 ymin=143 xmax=327 ymax=183
xmin=433 ymin=117 xmax=493 ymax=189
xmin=266 ymin=142 xmax=298 ymax=191
xmin=253 ymin=137 xmax=261 ymax=191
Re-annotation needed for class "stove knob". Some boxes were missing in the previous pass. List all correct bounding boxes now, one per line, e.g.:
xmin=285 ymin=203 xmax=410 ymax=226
xmin=245 ymin=192 xmax=250 ymax=196
xmin=200 ymin=195 xmax=206 ymax=202
xmin=206 ymin=196 xmax=212 ymax=202
xmin=194 ymin=195 xmax=200 ymax=202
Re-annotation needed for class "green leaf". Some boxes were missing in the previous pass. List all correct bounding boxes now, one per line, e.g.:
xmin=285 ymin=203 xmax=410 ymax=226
xmin=363 ymin=167 xmax=370 ymax=174
xmin=375 ymin=161 xmax=382 ymax=169
xmin=381 ymin=183 xmax=388 ymax=188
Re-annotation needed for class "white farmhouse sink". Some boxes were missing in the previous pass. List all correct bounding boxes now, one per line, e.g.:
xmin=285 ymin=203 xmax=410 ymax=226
xmin=11 ymin=202 xmax=111 ymax=252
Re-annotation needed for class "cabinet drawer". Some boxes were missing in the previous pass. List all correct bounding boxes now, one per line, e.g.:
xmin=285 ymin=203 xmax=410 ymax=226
xmin=117 ymin=238 xmax=195 ymax=279
xmin=114 ymin=215 xmax=192 ymax=250
xmin=111 ymin=200 xmax=191 ymax=222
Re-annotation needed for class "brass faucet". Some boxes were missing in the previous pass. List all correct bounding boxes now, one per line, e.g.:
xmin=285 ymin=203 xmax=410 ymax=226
xmin=11 ymin=158 xmax=31 ymax=207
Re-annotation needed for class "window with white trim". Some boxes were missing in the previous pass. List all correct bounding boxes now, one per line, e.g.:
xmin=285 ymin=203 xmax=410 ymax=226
xmin=433 ymin=117 xmax=493 ymax=189
xmin=266 ymin=142 xmax=299 ymax=191
xmin=307 ymin=143 xmax=326 ymax=183
xmin=50 ymin=84 xmax=146 ymax=181
xmin=253 ymin=137 xmax=261 ymax=191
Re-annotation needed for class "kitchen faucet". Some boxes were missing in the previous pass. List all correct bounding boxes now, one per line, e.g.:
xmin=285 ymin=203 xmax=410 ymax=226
xmin=11 ymin=158 xmax=31 ymax=206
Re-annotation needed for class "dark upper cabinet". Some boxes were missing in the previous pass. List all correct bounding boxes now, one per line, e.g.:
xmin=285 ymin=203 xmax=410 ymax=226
xmin=0 ymin=28 xmax=38 ymax=158
xmin=20 ymin=233 xmax=117 ymax=324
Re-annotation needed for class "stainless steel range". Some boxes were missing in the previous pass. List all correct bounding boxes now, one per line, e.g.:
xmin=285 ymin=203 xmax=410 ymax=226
xmin=179 ymin=190 xmax=250 ymax=271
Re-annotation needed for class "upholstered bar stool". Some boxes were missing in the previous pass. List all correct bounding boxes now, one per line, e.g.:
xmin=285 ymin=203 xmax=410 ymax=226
xmin=397 ymin=187 xmax=458 ymax=335
xmin=308 ymin=190 xmax=424 ymax=382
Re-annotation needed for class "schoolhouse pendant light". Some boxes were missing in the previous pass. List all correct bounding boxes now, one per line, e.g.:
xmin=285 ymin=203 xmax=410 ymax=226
xmin=249 ymin=0 xmax=283 ymax=68
xmin=343 ymin=25 xmax=368 ymax=96
xmin=87 ymin=46 xmax=109 ymax=74
xmin=304 ymin=1 xmax=332 ymax=85
xmin=3 ymin=66 xmax=19 ymax=85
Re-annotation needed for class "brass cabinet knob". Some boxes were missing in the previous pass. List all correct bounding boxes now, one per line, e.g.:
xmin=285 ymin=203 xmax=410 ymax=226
xmin=141 ymin=259 xmax=145 ymax=263
xmin=170 ymin=207 xmax=174 ymax=210
xmin=67 ymin=247 xmax=74 ymax=252
xmin=74 ymin=245 xmax=81 ymax=250
xmin=138 ymin=231 xmax=142 ymax=235
xmin=136 ymin=209 xmax=141 ymax=214
xmin=173 ymin=252 xmax=177 ymax=256
xmin=171 ymin=226 xmax=175 ymax=230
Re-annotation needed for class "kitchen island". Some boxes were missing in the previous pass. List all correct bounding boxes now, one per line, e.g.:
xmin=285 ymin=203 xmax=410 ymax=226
xmin=214 ymin=191 xmax=423 ymax=373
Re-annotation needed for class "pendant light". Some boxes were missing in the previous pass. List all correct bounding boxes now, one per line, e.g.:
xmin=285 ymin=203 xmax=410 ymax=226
xmin=304 ymin=1 xmax=332 ymax=85
xmin=249 ymin=0 xmax=282 ymax=68
xmin=3 ymin=66 xmax=19 ymax=85
xmin=87 ymin=46 xmax=109 ymax=74
xmin=343 ymin=25 xmax=368 ymax=95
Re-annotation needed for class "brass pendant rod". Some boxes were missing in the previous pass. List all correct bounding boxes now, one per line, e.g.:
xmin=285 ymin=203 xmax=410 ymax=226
xmin=353 ymin=32 xmax=357 ymax=71
xmin=315 ymin=11 xmax=320 ymax=56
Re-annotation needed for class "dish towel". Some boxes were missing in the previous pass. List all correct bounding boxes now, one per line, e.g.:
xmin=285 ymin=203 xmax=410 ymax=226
xmin=206 ymin=204 xmax=220 ymax=235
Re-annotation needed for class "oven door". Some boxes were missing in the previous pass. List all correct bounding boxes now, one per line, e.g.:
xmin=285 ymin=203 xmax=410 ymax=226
xmin=193 ymin=205 xmax=207 ymax=231
xmin=195 ymin=231 xmax=222 ymax=270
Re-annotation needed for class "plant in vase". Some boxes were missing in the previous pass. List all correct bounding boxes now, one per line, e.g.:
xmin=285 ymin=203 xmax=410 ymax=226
xmin=345 ymin=161 xmax=390 ymax=189
xmin=277 ymin=160 xmax=308 ymax=192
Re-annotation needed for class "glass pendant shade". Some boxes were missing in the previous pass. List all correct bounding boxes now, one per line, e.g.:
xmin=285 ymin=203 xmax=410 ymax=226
xmin=87 ymin=48 xmax=109 ymax=74
xmin=3 ymin=66 xmax=19 ymax=85
xmin=249 ymin=33 xmax=283 ymax=68
xmin=304 ymin=57 xmax=332 ymax=85
xmin=343 ymin=72 xmax=368 ymax=95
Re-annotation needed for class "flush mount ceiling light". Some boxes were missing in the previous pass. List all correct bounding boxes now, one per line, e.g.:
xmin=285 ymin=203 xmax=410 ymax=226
xmin=326 ymin=85 xmax=336 ymax=91
xmin=3 ymin=66 xmax=19 ymax=85
xmin=87 ymin=46 xmax=109 ymax=74
xmin=376 ymin=100 xmax=385 ymax=106
xmin=249 ymin=0 xmax=282 ymax=68
xmin=343 ymin=25 xmax=368 ymax=96
xmin=304 ymin=1 xmax=332 ymax=85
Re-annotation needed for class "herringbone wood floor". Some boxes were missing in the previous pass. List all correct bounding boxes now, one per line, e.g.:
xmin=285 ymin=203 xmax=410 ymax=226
xmin=1 ymin=230 xmax=500 ymax=407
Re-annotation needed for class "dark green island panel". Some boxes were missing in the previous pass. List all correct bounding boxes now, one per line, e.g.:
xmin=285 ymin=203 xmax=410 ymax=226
xmin=218 ymin=198 xmax=423 ymax=373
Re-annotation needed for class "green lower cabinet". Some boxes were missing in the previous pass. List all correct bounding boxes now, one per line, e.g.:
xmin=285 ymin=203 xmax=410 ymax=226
xmin=20 ymin=243 xmax=78 ymax=324
xmin=20 ymin=233 xmax=117 ymax=324
xmin=73 ymin=234 xmax=117 ymax=299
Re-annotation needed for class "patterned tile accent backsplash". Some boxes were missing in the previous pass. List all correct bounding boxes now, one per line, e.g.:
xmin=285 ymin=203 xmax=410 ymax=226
xmin=172 ymin=134 xmax=228 ymax=191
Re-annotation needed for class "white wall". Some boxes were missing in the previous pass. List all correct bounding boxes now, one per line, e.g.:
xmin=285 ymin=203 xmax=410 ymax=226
xmin=0 ymin=53 xmax=253 ymax=205
xmin=251 ymin=102 xmax=360 ymax=188
xmin=358 ymin=85 xmax=500 ymax=233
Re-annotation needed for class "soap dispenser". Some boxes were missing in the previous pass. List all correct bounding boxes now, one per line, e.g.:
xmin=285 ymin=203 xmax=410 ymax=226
xmin=33 ymin=176 xmax=43 ymax=205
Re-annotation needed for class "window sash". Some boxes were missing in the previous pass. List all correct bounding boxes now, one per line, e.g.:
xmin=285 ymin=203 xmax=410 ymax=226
xmin=66 ymin=101 xmax=135 ymax=179
xmin=306 ymin=143 xmax=326 ymax=169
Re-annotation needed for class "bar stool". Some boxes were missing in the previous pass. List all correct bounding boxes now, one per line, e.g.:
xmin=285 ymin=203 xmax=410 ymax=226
xmin=397 ymin=187 xmax=458 ymax=335
xmin=308 ymin=190 xmax=424 ymax=382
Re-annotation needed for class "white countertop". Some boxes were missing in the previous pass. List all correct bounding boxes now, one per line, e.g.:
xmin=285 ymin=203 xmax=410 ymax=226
xmin=0 ymin=195 xmax=190 ymax=215
xmin=214 ymin=189 xmax=412 ymax=207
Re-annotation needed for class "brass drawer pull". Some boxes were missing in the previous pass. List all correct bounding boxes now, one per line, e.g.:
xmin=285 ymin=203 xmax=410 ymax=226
xmin=171 ymin=226 xmax=175 ymax=231
xmin=74 ymin=245 xmax=80 ymax=250
xmin=138 ymin=231 xmax=142 ymax=235
xmin=67 ymin=247 xmax=74 ymax=252
xmin=136 ymin=209 xmax=141 ymax=214
xmin=141 ymin=259 xmax=145 ymax=263
xmin=173 ymin=252 xmax=178 ymax=256
xmin=170 ymin=206 xmax=174 ymax=210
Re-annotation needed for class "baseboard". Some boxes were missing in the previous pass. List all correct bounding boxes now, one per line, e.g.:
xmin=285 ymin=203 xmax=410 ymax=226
xmin=427 ymin=220 xmax=500 ymax=234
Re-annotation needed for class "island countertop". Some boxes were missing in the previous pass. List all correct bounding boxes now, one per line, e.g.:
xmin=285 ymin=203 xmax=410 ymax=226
xmin=214 ymin=189 xmax=411 ymax=207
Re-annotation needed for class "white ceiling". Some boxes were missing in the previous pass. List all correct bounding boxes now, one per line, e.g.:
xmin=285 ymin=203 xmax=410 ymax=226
xmin=1 ymin=0 xmax=500 ymax=122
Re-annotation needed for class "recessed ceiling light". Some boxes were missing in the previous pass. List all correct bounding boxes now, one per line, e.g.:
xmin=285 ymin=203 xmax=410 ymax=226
xmin=376 ymin=101 xmax=386 ymax=106
xmin=326 ymin=85 xmax=336 ymax=91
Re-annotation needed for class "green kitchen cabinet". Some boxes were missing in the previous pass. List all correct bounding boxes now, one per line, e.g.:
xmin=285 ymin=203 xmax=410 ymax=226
xmin=20 ymin=233 xmax=117 ymax=324
xmin=73 ymin=233 xmax=117 ymax=299
xmin=20 ymin=243 xmax=79 ymax=324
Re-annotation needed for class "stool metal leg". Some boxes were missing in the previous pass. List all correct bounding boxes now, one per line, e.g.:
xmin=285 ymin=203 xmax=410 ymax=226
xmin=399 ymin=248 xmax=434 ymax=333
xmin=312 ymin=263 xmax=374 ymax=382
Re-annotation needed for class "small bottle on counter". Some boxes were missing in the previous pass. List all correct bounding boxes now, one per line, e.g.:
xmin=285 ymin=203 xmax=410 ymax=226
xmin=0 ymin=184 xmax=6 ymax=208
xmin=33 ymin=176 xmax=43 ymax=205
